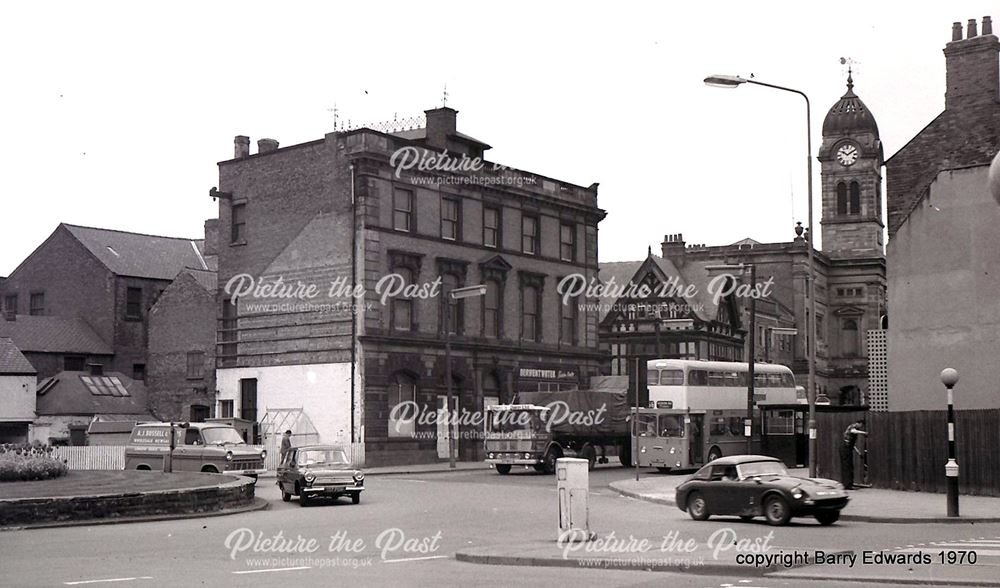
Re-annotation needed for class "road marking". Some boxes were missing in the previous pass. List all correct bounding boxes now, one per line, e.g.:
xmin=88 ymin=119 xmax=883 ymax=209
xmin=383 ymin=555 xmax=450 ymax=564
xmin=392 ymin=479 xmax=428 ymax=483
xmin=64 ymin=578 xmax=154 ymax=585
xmin=232 ymin=566 xmax=311 ymax=575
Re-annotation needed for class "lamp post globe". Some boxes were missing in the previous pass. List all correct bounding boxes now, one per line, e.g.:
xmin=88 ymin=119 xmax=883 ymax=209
xmin=941 ymin=368 xmax=959 ymax=388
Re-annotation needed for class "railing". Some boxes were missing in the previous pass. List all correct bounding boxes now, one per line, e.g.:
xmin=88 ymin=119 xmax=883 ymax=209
xmin=51 ymin=443 xmax=366 ymax=471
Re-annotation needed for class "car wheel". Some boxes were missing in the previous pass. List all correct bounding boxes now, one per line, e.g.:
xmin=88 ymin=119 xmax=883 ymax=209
xmin=707 ymin=447 xmax=723 ymax=462
xmin=300 ymin=493 xmax=311 ymax=507
xmin=686 ymin=492 xmax=710 ymax=521
xmin=581 ymin=444 xmax=597 ymax=471
xmin=815 ymin=511 xmax=840 ymax=526
xmin=656 ymin=466 xmax=671 ymax=474
xmin=542 ymin=448 xmax=562 ymax=474
xmin=532 ymin=464 xmax=546 ymax=473
xmin=495 ymin=464 xmax=512 ymax=475
xmin=763 ymin=495 xmax=792 ymax=526
xmin=281 ymin=491 xmax=291 ymax=502
xmin=618 ymin=443 xmax=632 ymax=467
xmin=352 ymin=493 xmax=360 ymax=505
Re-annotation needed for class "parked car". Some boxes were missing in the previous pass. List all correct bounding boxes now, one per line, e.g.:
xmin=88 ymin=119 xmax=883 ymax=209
xmin=675 ymin=455 xmax=849 ymax=526
xmin=276 ymin=445 xmax=364 ymax=506
xmin=124 ymin=422 xmax=266 ymax=480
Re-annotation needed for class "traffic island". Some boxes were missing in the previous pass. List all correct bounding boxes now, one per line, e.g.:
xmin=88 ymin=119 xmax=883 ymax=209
xmin=0 ymin=470 xmax=260 ymax=528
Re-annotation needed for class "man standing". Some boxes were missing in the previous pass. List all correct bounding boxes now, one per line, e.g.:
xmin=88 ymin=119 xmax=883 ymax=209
xmin=279 ymin=430 xmax=293 ymax=466
xmin=840 ymin=419 xmax=867 ymax=489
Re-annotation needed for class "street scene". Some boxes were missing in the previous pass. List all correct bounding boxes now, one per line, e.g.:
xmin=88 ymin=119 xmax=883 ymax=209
xmin=3 ymin=2 xmax=1000 ymax=587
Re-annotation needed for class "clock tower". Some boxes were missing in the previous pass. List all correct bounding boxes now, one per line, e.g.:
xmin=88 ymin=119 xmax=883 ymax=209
xmin=818 ymin=72 xmax=884 ymax=258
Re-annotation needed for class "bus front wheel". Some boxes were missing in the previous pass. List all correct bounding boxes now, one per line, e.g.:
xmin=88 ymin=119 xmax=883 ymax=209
xmin=707 ymin=447 xmax=723 ymax=462
xmin=495 ymin=464 xmax=512 ymax=475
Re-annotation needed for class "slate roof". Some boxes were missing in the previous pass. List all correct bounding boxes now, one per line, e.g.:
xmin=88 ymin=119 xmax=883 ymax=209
xmin=62 ymin=223 xmax=208 ymax=280
xmin=35 ymin=370 xmax=151 ymax=417
xmin=391 ymin=128 xmax=492 ymax=149
xmin=184 ymin=267 xmax=218 ymax=292
xmin=0 ymin=337 xmax=35 ymax=375
xmin=0 ymin=315 xmax=112 ymax=355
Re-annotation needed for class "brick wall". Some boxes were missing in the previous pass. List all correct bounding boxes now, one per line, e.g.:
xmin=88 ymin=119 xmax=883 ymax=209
xmin=147 ymin=272 xmax=217 ymax=420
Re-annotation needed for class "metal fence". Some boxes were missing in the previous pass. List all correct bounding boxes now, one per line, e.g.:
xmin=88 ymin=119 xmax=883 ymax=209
xmin=51 ymin=442 xmax=366 ymax=471
xmin=816 ymin=409 xmax=1000 ymax=496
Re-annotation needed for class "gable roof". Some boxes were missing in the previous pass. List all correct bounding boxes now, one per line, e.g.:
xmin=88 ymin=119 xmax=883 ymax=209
xmin=596 ymin=255 xmax=717 ymax=323
xmin=0 ymin=337 xmax=35 ymax=375
xmin=62 ymin=223 xmax=208 ymax=280
xmin=35 ymin=370 xmax=151 ymax=417
xmin=0 ymin=315 xmax=112 ymax=355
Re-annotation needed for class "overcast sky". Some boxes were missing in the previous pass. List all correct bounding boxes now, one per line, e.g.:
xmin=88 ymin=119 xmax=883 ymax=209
xmin=1 ymin=1 xmax=996 ymax=275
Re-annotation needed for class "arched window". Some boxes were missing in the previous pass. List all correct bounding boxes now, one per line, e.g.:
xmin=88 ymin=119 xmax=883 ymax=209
xmin=388 ymin=372 xmax=417 ymax=438
xmin=836 ymin=182 xmax=848 ymax=215
xmin=849 ymin=182 xmax=861 ymax=215
xmin=842 ymin=319 xmax=859 ymax=357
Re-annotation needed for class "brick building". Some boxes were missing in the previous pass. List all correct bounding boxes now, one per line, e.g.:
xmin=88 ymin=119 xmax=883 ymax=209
xmin=213 ymin=107 xmax=605 ymax=465
xmin=146 ymin=267 xmax=218 ymax=422
xmin=0 ymin=224 xmax=211 ymax=379
xmin=886 ymin=17 xmax=1000 ymax=410
xmin=609 ymin=73 xmax=888 ymax=406
xmin=0 ymin=314 xmax=113 ymax=379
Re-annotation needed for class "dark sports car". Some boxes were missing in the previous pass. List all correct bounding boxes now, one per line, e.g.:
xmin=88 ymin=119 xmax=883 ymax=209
xmin=276 ymin=445 xmax=364 ymax=506
xmin=675 ymin=455 xmax=849 ymax=526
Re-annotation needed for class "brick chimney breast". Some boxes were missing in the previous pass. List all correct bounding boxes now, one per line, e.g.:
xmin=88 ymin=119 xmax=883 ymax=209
xmin=660 ymin=233 xmax=687 ymax=266
xmin=944 ymin=16 xmax=1000 ymax=109
xmin=424 ymin=107 xmax=458 ymax=150
xmin=234 ymin=135 xmax=250 ymax=158
xmin=203 ymin=218 xmax=219 ymax=257
xmin=257 ymin=138 xmax=279 ymax=154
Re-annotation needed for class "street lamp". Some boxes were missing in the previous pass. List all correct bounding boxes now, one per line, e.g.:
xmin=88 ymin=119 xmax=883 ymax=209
xmin=941 ymin=367 xmax=960 ymax=517
xmin=704 ymin=73 xmax=819 ymax=477
xmin=445 ymin=284 xmax=487 ymax=469
xmin=705 ymin=263 xmax=756 ymax=454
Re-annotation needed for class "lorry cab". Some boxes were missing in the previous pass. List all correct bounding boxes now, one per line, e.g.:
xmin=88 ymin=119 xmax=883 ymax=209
xmin=632 ymin=408 xmax=706 ymax=473
xmin=124 ymin=422 xmax=267 ymax=479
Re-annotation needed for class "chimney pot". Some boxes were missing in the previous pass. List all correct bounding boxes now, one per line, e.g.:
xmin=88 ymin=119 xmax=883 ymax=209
xmin=968 ymin=18 xmax=978 ymax=38
xmin=953 ymin=21 xmax=963 ymax=41
xmin=984 ymin=16 xmax=993 ymax=36
xmin=234 ymin=135 xmax=250 ymax=158
xmin=257 ymin=138 xmax=279 ymax=154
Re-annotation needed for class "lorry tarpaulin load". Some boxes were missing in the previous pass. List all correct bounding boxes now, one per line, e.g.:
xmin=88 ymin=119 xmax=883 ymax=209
xmin=517 ymin=390 xmax=630 ymax=437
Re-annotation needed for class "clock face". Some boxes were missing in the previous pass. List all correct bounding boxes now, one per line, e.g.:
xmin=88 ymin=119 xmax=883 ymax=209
xmin=836 ymin=144 xmax=859 ymax=166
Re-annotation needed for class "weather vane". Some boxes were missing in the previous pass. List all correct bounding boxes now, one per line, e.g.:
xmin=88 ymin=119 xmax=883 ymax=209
xmin=327 ymin=103 xmax=340 ymax=130
xmin=442 ymin=84 xmax=449 ymax=108
xmin=839 ymin=57 xmax=860 ymax=78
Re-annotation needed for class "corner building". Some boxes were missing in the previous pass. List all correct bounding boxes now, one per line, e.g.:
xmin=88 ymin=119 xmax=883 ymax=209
xmin=214 ymin=108 xmax=605 ymax=465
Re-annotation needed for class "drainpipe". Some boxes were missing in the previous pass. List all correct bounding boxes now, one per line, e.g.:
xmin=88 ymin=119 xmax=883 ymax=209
xmin=349 ymin=163 xmax=357 ymax=443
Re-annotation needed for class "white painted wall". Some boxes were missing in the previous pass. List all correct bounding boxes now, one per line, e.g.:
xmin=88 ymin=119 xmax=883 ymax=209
xmin=0 ymin=374 xmax=36 ymax=421
xmin=216 ymin=363 xmax=354 ymax=444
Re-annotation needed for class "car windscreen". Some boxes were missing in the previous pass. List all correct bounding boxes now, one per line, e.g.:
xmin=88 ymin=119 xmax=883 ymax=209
xmin=201 ymin=427 xmax=246 ymax=445
xmin=297 ymin=449 xmax=350 ymax=466
xmin=738 ymin=460 xmax=788 ymax=479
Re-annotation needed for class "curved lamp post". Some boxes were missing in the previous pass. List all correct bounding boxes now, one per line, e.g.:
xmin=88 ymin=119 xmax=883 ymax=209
xmin=704 ymin=74 xmax=819 ymax=477
xmin=941 ymin=367 xmax=960 ymax=517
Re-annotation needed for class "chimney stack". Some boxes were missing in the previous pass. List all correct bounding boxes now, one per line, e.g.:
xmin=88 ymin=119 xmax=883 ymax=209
xmin=660 ymin=233 xmax=687 ymax=267
xmin=203 ymin=218 xmax=219 ymax=258
xmin=944 ymin=16 xmax=1000 ymax=110
xmin=424 ymin=107 xmax=457 ymax=150
xmin=234 ymin=135 xmax=250 ymax=158
xmin=257 ymin=138 xmax=279 ymax=154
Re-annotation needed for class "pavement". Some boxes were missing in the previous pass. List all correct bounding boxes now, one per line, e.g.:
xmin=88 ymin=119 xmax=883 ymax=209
xmin=609 ymin=467 xmax=1000 ymax=524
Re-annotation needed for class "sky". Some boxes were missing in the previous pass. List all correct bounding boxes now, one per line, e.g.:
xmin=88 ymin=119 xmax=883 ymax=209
xmin=1 ymin=1 xmax=996 ymax=275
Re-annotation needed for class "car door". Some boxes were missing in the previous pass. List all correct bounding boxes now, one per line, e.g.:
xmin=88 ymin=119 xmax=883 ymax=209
xmin=277 ymin=449 xmax=298 ymax=494
xmin=706 ymin=465 xmax=742 ymax=514
xmin=173 ymin=428 xmax=203 ymax=472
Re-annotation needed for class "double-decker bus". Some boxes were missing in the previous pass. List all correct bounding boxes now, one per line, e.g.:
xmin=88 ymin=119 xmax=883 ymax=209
xmin=633 ymin=359 xmax=797 ymax=472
